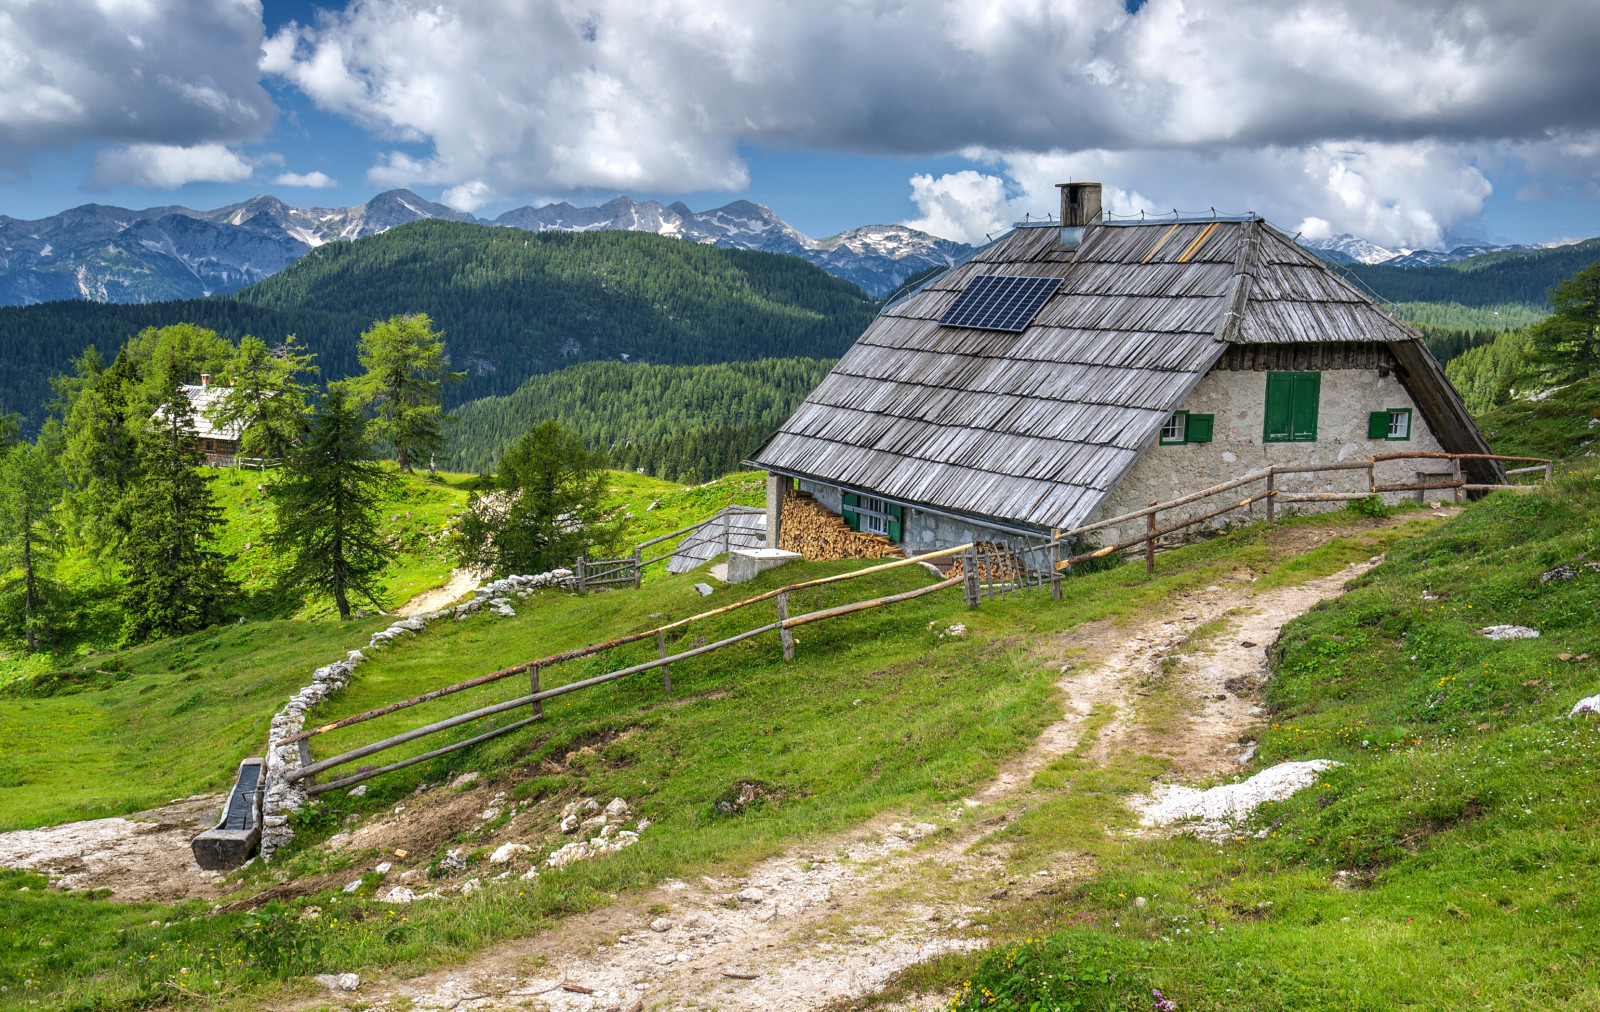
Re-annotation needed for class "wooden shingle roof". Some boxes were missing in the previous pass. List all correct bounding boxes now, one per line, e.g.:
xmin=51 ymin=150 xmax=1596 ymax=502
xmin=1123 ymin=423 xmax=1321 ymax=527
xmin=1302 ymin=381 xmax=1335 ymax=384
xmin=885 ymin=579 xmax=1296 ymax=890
xmin=750 ymin=217 xmax=1490 ymax=531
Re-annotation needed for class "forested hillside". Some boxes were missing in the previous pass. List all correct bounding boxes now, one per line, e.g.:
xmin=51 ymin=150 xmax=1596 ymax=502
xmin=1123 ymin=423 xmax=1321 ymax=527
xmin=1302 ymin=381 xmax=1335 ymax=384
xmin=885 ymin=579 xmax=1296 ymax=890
xmin=0 ymin=222 xmax=877 ymax=430
xmin=448 ymin=358 xmax=834 ymax=481
xmin=1342 ymin=237 xmax=1596 ymax=309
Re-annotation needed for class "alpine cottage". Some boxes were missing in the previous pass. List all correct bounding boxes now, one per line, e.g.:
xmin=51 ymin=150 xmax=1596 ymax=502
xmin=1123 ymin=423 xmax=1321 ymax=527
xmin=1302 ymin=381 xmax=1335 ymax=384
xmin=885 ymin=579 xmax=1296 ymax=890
xmin=748 ymin=182 xmax=1498 ymax=556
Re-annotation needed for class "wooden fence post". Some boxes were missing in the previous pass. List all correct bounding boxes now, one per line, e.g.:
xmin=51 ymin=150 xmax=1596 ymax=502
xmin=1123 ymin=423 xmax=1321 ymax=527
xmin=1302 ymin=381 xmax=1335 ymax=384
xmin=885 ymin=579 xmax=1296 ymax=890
xmin=1451 ymin=457 xmax=1463 ymax=503
xmin=1050 ymin=538 xmax=1062 ymax=601
xmin=1145 ymin=502 xmax=1157 ymax=575
xmin=963 ymin=546 xmax=980 ymax=609
xmin=297 ymin=739 xmax=315 ymax=789
xmin=632 ymin=547 xmax=642 ymax=589
xmin=722 ymin=512 xmax=731 ymax=559
xmin=1266 ymin=471 xmax=1276 ymax=523
xmin=529 ymin=665 xmax=542 ymax=719
xmin=1544 ymin=462 xmax=1554 ymax=484
xmin=576 ymin=556 xmax=587 ymax=595
xmin=776 ymin=592 xmax=795 ymax=661
xmin=657 ymin=629 xmax=671 ymax=693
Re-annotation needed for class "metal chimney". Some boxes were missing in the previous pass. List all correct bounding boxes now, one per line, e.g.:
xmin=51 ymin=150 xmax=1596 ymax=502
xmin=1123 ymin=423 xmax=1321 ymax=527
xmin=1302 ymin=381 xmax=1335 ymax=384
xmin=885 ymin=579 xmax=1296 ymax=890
xmin=200 ymin=373 xmax=210 ymax=386
xmin=1057 ymin=182 xmax=1102 ymax=248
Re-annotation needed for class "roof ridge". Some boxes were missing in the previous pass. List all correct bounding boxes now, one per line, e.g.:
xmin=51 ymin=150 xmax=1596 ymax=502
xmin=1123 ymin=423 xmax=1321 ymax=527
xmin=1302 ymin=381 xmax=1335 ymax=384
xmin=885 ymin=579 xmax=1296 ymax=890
xmin=1214 ymin=218 xmax=1262 ymax=344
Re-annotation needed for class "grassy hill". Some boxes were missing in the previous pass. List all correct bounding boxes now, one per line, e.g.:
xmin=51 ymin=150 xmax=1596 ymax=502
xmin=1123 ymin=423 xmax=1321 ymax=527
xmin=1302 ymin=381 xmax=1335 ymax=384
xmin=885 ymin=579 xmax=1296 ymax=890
xmin=5 ymin=465 xmax=1597 ymax=1008
xmin=0 ymin=222 xmax=878 ymax=431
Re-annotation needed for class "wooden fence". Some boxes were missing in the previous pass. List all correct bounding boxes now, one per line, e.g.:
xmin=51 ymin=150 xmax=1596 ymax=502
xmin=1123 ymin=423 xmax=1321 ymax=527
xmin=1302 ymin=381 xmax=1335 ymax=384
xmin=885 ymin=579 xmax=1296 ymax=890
xmin=272 ymin=450 xmax=1549 ymax=796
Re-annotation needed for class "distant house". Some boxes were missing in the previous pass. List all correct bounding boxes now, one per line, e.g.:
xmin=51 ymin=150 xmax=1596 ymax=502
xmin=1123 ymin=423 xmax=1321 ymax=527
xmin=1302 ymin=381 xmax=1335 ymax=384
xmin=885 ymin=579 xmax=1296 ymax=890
xmin=749 ymin=182 xmax=1497 ymax=553
xmin=170 ymin=374 xmax=244 ymax=466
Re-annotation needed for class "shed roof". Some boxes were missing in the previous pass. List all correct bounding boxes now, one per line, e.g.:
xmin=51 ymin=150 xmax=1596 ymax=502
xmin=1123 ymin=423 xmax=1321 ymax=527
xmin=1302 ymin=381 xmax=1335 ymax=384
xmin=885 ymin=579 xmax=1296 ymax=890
xmin=750 ymin=218 xmax=1491 ymax=531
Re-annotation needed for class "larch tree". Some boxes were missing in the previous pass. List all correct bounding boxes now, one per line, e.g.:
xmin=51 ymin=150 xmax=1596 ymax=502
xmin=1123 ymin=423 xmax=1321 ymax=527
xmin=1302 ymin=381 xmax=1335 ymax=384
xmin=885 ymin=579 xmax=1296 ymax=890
xmin=454 ymin=421 xmax=622 ymax=577
xmin=117 ymin=373 xmax=237 ymax=644
xmin=0 ymin=429 xmax=65 ymax=652
xmin=351 ymin=313 xmax=462 ymax=472
xmin=267 ymin=384 xmax=396 ymax=620
xmin=209 ymin=334 xmax=319 ymax=460
xmin=1522 ymin=262 xmax=1600 ymax=387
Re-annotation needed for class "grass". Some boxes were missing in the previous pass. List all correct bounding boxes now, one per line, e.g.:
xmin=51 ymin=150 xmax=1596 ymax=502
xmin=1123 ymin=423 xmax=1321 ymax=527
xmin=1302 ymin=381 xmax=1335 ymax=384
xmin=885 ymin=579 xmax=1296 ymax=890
xmin=875 ymin=469 xmax=1600 ymax=1011
xmin=1477 ymin=377 xmax=1600 ymax=463
xmin=0 ymin=495 xmax=1425 ymax=1008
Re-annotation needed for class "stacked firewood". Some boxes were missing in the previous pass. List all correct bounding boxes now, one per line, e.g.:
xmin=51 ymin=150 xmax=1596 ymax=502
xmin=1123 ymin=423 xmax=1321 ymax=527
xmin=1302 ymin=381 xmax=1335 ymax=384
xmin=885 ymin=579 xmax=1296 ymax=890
xmin=778 ymin=491 xmax=901 ymax=561
xmin=946 ymin=541 xmax=1029 ymax=583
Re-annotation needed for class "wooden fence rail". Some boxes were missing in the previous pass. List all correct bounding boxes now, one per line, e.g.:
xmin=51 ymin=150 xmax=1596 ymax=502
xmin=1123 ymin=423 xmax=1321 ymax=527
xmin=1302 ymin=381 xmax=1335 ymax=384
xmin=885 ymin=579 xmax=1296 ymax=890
xmin=275 ymin=450 xmax=1553 ymax=797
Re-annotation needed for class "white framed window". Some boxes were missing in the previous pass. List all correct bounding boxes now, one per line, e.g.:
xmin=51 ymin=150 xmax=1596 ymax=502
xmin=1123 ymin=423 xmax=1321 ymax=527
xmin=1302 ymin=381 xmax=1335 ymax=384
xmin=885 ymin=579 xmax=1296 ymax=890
xmin=1388 ymin=409 xmax=1411 ymax=440
xmin=1160 ymin=412 xmax=1186 ymax=444
xmin=859 ymin=495 xmax=889 ymax=535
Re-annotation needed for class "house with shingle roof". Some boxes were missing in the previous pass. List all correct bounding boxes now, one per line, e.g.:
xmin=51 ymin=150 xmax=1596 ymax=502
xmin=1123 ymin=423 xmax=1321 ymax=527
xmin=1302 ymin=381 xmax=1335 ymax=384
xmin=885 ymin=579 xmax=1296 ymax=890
xmin=748 ymin=182 xmax=1496 ymax=553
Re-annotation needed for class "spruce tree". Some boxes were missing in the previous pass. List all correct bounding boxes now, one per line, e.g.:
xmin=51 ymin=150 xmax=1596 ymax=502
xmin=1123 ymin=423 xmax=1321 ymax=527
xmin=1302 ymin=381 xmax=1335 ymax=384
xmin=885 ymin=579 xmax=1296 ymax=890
xmin=1522 ymin=262 xmax=1600 ymax=387
xmin=117 ymin=378 xmax=237 ymax=644
xmin=267 ymin=384 xmax=396 ymax=620
xmin=351 ymin=313 xmax=462 ymax=472
xmin=0 ymin=430 xmax=64 ymax=651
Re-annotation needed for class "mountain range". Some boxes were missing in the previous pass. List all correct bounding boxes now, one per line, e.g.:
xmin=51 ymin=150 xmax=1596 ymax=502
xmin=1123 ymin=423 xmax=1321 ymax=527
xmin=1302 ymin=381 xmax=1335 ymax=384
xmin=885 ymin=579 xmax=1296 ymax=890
xmin=0 ymin=190 xmax=969 ymax=305
xmin=1297 ymin=231 xmax=1583 ymax=267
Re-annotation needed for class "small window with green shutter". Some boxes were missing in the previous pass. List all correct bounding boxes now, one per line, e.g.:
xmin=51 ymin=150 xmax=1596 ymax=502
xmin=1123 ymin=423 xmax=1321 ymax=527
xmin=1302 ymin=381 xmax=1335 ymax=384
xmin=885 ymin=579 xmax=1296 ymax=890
xmin=1264 ymin=372 xmax=1321 ymax=442
xmin=1160 ymin=411 xmax=1214 ymax=445
xmin=1186 ymin=413 xmax=1214 ymax=442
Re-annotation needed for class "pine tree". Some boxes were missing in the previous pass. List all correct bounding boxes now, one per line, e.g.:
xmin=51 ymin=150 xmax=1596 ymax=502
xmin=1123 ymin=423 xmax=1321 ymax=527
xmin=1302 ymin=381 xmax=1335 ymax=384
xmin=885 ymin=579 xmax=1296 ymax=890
xmin=0 ymin=430 xmax=64 ymax=651
xmin=351 ymin=313 xmax=462 ymax=471
xmin=454 ymin=421 xmax=621 ymax=577
xmin=267 ymin=384 xmax=396 ymax=620
xmin=117 ymin=377 xmax=237 ymax=644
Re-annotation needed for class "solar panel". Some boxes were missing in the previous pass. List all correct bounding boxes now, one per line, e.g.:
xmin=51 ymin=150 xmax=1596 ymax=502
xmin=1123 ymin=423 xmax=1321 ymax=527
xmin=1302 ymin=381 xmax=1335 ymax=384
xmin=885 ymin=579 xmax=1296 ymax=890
xmin=938 ymin=274 xmax=1062 ymax=332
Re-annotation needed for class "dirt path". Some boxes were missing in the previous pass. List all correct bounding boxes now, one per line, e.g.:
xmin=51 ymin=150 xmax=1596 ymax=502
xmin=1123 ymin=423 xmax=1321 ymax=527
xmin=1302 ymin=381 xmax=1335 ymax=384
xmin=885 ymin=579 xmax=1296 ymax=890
xmin=398 ymin=568 xmax=488 ymax=617
xmin=308 ymin=537 xmax=1417 ymax=1011
xmin=0 ymin=795 xmax=229 ymax=902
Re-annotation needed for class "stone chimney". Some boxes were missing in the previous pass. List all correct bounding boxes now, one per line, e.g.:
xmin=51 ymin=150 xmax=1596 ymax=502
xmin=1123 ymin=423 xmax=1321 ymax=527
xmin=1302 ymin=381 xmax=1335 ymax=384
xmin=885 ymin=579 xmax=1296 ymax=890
xmin=200 ymin=373 xmax=210 ymax=386
xmin=1056 ymin=182 xmax=1102 ymax=248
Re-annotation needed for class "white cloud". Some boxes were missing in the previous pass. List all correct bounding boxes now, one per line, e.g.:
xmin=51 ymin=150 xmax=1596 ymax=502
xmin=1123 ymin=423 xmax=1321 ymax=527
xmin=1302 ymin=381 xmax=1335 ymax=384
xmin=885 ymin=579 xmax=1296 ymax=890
xmin=906 ymin=142 xmax=1500 ymax=250
xmin=274 ymin=170 xmax=337 ymax=188
xmin=88 ymin=142 xmax=254 ymax=190
xmin=0 ymin=0 xmax=273 ymax=177
xmin=905 ymin=171 xmax=1011 ymax=245
xmin=260 ymin=0 xmax=1599 ymax=221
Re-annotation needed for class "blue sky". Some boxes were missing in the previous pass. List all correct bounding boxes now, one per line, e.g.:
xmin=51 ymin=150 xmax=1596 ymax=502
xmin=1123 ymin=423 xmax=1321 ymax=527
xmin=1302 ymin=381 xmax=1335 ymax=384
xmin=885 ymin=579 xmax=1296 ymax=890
xmin=2 ymin=0 xmax=1595 ymax=248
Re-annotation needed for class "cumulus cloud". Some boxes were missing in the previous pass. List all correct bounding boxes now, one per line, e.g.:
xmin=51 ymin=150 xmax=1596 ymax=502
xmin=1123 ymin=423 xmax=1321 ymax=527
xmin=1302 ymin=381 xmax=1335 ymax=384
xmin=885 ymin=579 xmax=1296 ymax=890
xmin=88 ymin=143 xmax=255 ymax=190
xmin=260 ymin=0 xmax=1599 ymax=220
xmin=0 ymin=0 xmax=273 ymax=176
xmin=274 ymin=170 xmax=337 ymax=188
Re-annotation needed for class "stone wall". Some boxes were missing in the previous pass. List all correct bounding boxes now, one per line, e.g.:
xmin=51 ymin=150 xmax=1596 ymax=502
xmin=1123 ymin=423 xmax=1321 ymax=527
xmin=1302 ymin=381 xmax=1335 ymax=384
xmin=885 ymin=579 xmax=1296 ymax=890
xmin=1087 ymin=366 xmax=1446 ymax=545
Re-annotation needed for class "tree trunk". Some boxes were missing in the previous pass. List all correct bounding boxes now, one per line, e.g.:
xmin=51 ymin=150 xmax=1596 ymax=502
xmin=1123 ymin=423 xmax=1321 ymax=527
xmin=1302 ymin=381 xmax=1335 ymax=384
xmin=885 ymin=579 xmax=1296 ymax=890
xmin=396 ymin=443 xmax=410 ymax=472
xmin=21 ymin=529 xmax=37 ymax=653
xmin=333 ymin=579 xmax=351 ymax=621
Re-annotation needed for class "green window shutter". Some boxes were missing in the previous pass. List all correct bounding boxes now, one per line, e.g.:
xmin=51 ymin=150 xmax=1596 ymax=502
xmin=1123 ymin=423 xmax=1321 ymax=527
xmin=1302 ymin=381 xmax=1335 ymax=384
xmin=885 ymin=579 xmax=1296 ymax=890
xmin=1185 ymin=414 xmax=1214 ymax=442
xmin=1263 ymin=374 xmax=1293 ymax=442
xmin=1368 ymin=411 xmax=1391 ymax=439
xmin=886 ymin=504 xmax=903 ymax=543
xmin=1290 ymin=372 xmax=1321 ymax=441
xmin=841 ymin=492 xmax=860 ymax=531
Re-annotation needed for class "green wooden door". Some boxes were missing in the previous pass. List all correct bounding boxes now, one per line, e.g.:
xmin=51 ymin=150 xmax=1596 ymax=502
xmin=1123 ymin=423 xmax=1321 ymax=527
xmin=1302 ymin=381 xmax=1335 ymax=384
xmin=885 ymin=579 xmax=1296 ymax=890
xmin=1264 ymin=372 xmax=1321 ymax=442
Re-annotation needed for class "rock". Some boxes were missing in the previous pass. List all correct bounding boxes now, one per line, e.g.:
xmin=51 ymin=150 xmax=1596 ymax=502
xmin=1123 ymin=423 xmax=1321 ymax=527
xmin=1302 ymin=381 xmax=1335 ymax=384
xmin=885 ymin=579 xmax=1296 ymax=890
xmin=561 ymin=797 xmax=599 ymax=818
xmin=1478 ymin=625 xmax=1540 ymax=640
xmin=636 ymin=818 xmax=652 ymax=832
xmin=341 ymin=878 xmax=363 ymax=893
xmin=451 ymin=772 xmax=480 ymax=789
xmin=520 ymin=867 xmax=541 ymax=881
xmin=440 ymin=849 xmax=468 ymax=871
xmin=650 ymin=917 xmax=671 ymax=932
xmin=314 ymin=973 xmax=360 ymax=991
xmin=399 ymin=869 xmax=423 ymax=885
xmin=656 ymin=953 xmax=678 ymax=965
xmin=604 ymin=797 xmax=632 ymax=820
xmin=737 ymin=887 xmax=765 ymax=904
xmin=694 ymin=582 xmax=715 ymax=596
xmin=380 ymin=887 xmax=416 ymax=904
xmin=559 ymin=814 xmax=581 ymax=834
xmin=480 ymin=807 xmax=501 ymax=821
xmin=490 ymin=843 xmax=531 ymax=864
xmin=374 ymin=862 xmax=392 ymax=874
xmin=581 ymin=814 xmax=608 ymax=833
xmin=1570 ymin=694 xmax=1600 ymax=718
xmin=1542 ymin=565 xmax=1578 ymax=584
xmin=459 ymin=877 xmax=481 ymax=895
xmin=347 ymin=785 xmax=367 ymax=798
